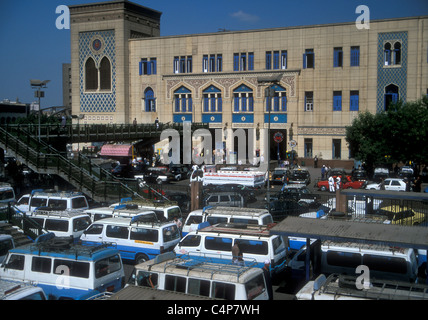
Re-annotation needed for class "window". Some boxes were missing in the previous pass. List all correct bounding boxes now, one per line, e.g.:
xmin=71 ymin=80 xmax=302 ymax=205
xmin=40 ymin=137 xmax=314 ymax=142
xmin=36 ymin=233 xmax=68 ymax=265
xmin=165 ymin=275 xmax=186 ymax=293
xmin=174 ymin=56 xmax=192 ymax=74
xmin=207 ymin=217 xmax=228 ymax=225
xmin=85 ymin=57 xmax=98 ymax=90
xmin=31 ymin=257 xmax=52 ymax=273
xmin=130 ymin=227 xmax=159 ymax=242
xmin=144 ymin=88 xmax=156 ymax=112
xmin=281 ymin=50 xmax=287 ymax=69
xmin=305 ymin=92 xmax=313 ymax=111
xmin=163 ymin=225 xmax=180 ymax=242
xmin=363 ymin=255 xmax=407 ymax=274
xmin=234 ymin=52 xmax=253 ymax=71
xmin=205 ymin=236 xmax=232 ymax=251
xmin=99 ymin=57 xmax=111 ymax=90
xmin=245 ymin=273 xmax=266 ymax=300
xmin=326 ymin=251 xmax=361 ymax=268
xmin=265 ymin=85 xmax=287 ymax=112
xmin=304 ymin=138 xmax=313 ymax=158
xmin=73 ymin=216 xmax=91 ymax=232
xmin=174 ymin=86 xmax=192 ymax=113
xmin=333 ymin=47 xmax=343 ymax=67
xmin=188 ymin=278 xmax=210 ymax=297
xmin=203 ymin=85 xmax=222 ymax=112
xmin=85 ymin=56 xmax=112 ymax=91
xmin=233 ymin=85 xmax=254 ymax=112
xmin=203 ymin=55 xmax=208 ymax=72
xmin=384 ymin=42 xmax=401 ymax=66
xmin=350 ymin=90 xmax=359 ymax=111
xmin=212 ymin=282 xmax=236 ymax=299
xmin=266 ymin=51 xmax=272 ymax=70
xmin=84 ymin=224 xmax=103 ymax=235
xmin=266 ymin=50 xmax=287 ymax=70
xmin=139 ymin=58 xmax=157 ymax=75
xmin=95 ymin=254 xmax=122 ymax=279
xmin=5 ymin=254 xmax=25 ymax=270
xmin=332 ymin=139 xmax=341 ymax=159
xmin=303 ymin=49 xmax=314 ymax=69
xmin=106 ymin=225 xmax=129 ymax=239
xmin=45 ymin=219 xmax=69 ymax=232
xmin=54 ymin=259 xmax=90 ymax=278
xmin=333 ymin=91 xmax=342 ymax=111
xmin=350 ymin=46 xmax=360 ymax=66
xmin=180 ymin=235 xmax=201 ymax=247
xmin=235 ymin=239 xmax=268 ymax=255
xmin=136 ymin=271 xmax=158 ymax=287
xmin=72 ymin=197 xmax=88 ymax=209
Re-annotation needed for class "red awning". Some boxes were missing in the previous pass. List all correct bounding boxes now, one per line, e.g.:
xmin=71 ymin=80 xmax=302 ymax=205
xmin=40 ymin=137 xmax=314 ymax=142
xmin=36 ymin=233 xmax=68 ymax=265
xmin=100 ymin=144 xmax=132 ymax=157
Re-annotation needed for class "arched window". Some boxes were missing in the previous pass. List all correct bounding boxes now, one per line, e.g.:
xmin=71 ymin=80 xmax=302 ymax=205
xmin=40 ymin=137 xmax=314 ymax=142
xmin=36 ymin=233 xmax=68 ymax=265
xmin=393 ymin=42 xmax=401 ymax=65
xmin=203 ymin=85 xmax=222 ymax=112
xmin=144 ymin=88 xmax=156 ymax=112
xmin=384 ymin=42 xmax=401 ymax=66
xmin=233 ymin=84 xmax=253 ymax=112
xmin=384 ymin=84 xmax=399 ymax=111
xmin=265 ymin=84 xmax=287 ymax=112
xmin=174 ymin=86 xmax=192 ymax=113
xmin=85 ymin=57 xmax=98 ymax=90
xmin=99 ymin=57 xmax=111 ymax=90
xmin=384 ymin=43 xmax=392 ymax=66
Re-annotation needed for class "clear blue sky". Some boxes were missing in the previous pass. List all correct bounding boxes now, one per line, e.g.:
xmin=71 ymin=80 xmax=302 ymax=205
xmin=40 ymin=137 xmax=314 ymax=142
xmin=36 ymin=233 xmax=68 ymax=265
xmin=0 ymin=0 xmax=427 ymax=108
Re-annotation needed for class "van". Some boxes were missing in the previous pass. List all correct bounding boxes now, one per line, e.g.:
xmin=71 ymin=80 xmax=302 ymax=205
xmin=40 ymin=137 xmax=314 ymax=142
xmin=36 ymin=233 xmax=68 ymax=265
xmin=0 ymin=183 xmax=15 ymax=204
xmin=0 ymin=233 xmax=125 ymax=300
xmin=203 ymin=192 xmax=245 ymax=208
xmin=174 ymin=223 xmax=287 ymax=276
xmin=80 ymin=217 xmax=181 ymax=264
xmin=111 ymin=198 xmax=183 ymax=222
xmin=0 ymin=234 xmax=15 ymax=264
xmin=85 ymin=204 xmax=158 ymax=222
xmin=288 ymin=240 xmax=418 ymax=283
xmin=0 ymin=280 xmax=47 ymax=300
xmin=28 ymin=209 xmax=92 ymax=242
xmin=182 ymin=207 xmax=274 ymax=237
xmin=15 ymin=190 xmax=89 ymax=215
xmin=129 ymin=252 xmax=270 ymax=300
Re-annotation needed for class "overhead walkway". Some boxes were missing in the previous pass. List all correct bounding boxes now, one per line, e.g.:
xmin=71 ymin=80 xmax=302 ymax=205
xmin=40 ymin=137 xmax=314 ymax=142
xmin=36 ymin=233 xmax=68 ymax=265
xmin=0 ymin=125 xmax=166 ymax=203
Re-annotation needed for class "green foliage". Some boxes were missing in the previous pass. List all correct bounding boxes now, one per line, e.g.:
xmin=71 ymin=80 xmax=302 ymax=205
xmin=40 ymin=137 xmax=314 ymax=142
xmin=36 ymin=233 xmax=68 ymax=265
xmin=346 ymin=96 xmax=428 ymax=166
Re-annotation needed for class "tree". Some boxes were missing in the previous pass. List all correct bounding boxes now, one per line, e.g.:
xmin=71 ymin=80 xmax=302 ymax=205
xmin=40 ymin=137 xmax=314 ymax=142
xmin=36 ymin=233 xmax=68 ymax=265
xmin=346 ymin=96 xmax=428 ymax=169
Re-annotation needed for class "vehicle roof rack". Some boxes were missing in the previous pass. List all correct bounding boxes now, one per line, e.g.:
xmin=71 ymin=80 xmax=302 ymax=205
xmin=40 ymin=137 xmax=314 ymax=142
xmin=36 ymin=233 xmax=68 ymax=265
xmin=31 ymin=190 xmax=84 ymax=197
xmin=32 ymin=209 xmax=86 ymax=218
xmin=196 ymin=223 xmax=273 ymax=238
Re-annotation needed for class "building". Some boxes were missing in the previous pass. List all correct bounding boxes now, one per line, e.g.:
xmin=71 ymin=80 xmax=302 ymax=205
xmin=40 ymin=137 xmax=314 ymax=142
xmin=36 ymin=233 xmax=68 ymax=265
xmin=62 ymin=63 xmax=72 ymax=110
xmin=0 ymin=99 xmax=30 ymax=125
xmin=69 ymin=1 xmax=428 ymax=163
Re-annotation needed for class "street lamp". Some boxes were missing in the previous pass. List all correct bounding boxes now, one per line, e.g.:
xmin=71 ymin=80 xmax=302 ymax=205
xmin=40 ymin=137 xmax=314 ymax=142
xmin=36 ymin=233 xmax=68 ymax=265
xmin=30 ymin=79 xmax=50 ymax=142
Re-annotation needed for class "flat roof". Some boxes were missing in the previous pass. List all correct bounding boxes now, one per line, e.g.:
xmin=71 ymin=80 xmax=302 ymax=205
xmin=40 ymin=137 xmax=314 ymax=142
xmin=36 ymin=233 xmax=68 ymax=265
xmin=270 ymin=216 xmax=428 ymax=250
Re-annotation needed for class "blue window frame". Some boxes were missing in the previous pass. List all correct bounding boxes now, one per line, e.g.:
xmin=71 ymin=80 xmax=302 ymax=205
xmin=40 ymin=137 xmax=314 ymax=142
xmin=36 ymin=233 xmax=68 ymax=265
xmin=273 ymin=51 xmax=279 ymax=69
xmin=174 ymin=86 xmax=192 ymax=113
xmin=333 ymin=91 xmax=342 ymax=111
xmin=303 ymin=49 xmax=314 ymax=69
xmin=234 ymin=53 xmax=239 ymax=71
xmin=248 ymin=52 xmax=254 ymax=71
xmin=266 ymin=51 xmax=272 ymax=70
xmin=333 ymin=47 xmax=343 ymax=67
xmin=217 ymin=54 xmax=223 ymax=72
xmin=265 ymin=84 xmax=287 ymax=112
xmin=144 ymin=88 xmax=156 ymax=112
xmin=281 ymin=50 xmax=287 ymax=69
xmin=350 ymin=91 xmax=359 ymax=111
xmin=350 ymin=46 xmax=360 ymax=67
xmin=203 ymin=85 xmax=222 ymax=112
xmin=234 ymin=52 xmax=253 ymax=71
xmin=233 ymin=85 xmax=253 ymax=112
xmin=139 ymin=58 xmax=157 ymax=75
xmin=174 ymin=56 xmax=192 ymax=73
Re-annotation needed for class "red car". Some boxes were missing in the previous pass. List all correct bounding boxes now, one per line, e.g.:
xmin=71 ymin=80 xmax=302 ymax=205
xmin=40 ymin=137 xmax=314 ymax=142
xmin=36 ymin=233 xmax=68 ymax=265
xmin=315 ymin=175 xmax=366 ymax=191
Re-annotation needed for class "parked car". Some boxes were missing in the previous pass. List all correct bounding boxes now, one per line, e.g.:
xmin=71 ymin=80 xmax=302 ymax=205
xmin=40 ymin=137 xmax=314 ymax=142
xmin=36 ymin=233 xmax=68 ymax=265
xmin=164 ymin=192 xmax=190 ymax=212
xmin=266 ymin=199 xmax=308 ymax=221
xmin=351 ymin=169 xmax=368 ymax=181
xmin=169 ymin=165 xmax=191 ymax=181
xmin=372 ymin=167 xmax=389 ymax=183
xmin=287 ymin=168 xmax=311 ymax=185
xmin=203 ymin=184 xmax=257 ymax=203
xmin=315 ymin=175 xmax=366 ymax=191
xmin=203 ymin=192 xmax=245 ymax=207
xmin=327 ymin=168 xmax=347 ymax=178
xmin=366 ymin=178 xmax=407 ymax=191
xmin=375 ymin=205 xmax=426 ymax=225
xmin=270 ymin=168 xmax=289 ymax=184
xmin=111 ymin=164 xmax=135 ymax=178
xmin=269 ymin=184 xmax=318 ymax=204
xmin=139 ymin=166 xmax=173 ymax=184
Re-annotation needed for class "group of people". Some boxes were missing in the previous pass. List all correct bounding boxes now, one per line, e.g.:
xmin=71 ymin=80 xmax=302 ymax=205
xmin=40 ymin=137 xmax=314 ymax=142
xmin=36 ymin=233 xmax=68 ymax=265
xmin=327 ymin=174 xmax=342 ymax=193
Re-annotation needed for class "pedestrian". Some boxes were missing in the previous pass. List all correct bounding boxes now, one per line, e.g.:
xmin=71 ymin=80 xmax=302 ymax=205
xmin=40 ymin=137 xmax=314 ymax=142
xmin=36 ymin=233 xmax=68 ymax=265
xmin=328 ymin=175 xmax=335 ymax=192
xmin=155 ymin=117 xmax=159 ymax=130
xmin=133 ymin=118 xmax=137 ymax=126
xmin=321 ymin=165 xmax=326 ymax=180
xmin=413 ymin=176 xmax=422 ymax=192
xmin=61 ymin=115 xmax=66 ymax=128
xmin=173 ymin=216 xmax=182 ymax=237
xmin=336 ymin=176 xmax=341 ymax=190
xmin=379 ymin=177 xmax=385 ymax=190
xmin=262 ymin=260 xmax=273 ymax=300
xmin=314 ymin=155 xmax=318 ymax=168
xmin=232 ymin=243 xmax=244 ymax=266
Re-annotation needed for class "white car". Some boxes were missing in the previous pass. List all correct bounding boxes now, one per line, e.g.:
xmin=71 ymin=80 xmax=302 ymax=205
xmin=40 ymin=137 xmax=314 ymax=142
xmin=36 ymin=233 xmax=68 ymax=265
xmin=365 ymin=178 xmax=407 ymax=191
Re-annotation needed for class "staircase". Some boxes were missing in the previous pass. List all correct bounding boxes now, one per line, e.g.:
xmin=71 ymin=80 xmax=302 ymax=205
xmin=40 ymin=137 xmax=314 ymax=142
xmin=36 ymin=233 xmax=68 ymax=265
xmin=0 ymin=222 xmax=33 ymax=247
xmin=0 ymin=126 xmax=150 ymax=203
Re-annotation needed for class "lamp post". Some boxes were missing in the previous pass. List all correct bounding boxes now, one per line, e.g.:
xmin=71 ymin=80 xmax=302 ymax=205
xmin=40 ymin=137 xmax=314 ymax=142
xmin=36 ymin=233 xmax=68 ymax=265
xmin=257 ymin=74 xmax=283 ymax=205
xmin=30 ymin=79 xmax=50 ymax=142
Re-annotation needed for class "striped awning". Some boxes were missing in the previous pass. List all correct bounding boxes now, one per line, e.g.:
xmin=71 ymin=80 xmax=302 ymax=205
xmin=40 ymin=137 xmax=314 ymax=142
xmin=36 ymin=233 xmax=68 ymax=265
xmin=100 ymin=144 xmax=132 ymax=157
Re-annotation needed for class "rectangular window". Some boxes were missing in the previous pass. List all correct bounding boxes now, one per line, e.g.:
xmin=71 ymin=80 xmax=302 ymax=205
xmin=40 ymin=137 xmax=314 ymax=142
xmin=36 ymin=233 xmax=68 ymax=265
xmin=332 ymin=139 xmax=341 ymax=159
xmin=212 ymin=282 xmax=236 ymax=300
xmin=186 ymin=56 xmax=192 ymax=73
xmin=31 ymin=257 xmax=51 ymax=273
xmin=174 ymin=56 xmax=179 ymax=74
xmin=95 ymin=255 xmax=122 ymax=279
xmin=273 ymin=51 xmax=279 ymax=69
xmin=248 ymin=52 xmax=254 ymax=70
xmin=139 ymin=58 xmax=148 ymax=75
xmin=203 ymin=55 xmax=208 ymax=73
xmin=179 ymin=56 xmax=186 ymax=73
xmin=240 ymin=53 xmax=247 ymax=71
xmin=174 ymin=56 xmax=192 ymax=73
xmin=333 ymin=91 xmax=342 ymax=111
xmin=54 ymin=259 xmax=90 ymax=279
xmin=333 ymin=47 xmax=343 ymax=67
xmin=217 ymin=54 xmax=223 ymax=72
xmin=266 ymin=51 xmax=272 ymax=70
xmin=106 ymin=225 xmax=129 ymax=239
xmin=188 ymin=278 xmax=211 ymax=297
xmin=304 ymin=138 xmax=313 ymax=158
xmin=130 ymin=227 xmax=159 ymax=242
xmin=281 ymin=50 xmax=287 ymax=69
xmin=305 ymin=91 xmax=313 ymax=111
xmin=209 ymin=55 xmax=216 ymax=72
xmin=350 ymin=90 xmax=359 ymax=111
xmin=234 ymin=53 xmax=239 ymax=71
xmin=205 ymin=236 xmax=232 ymax=251
xmin=303 ymin=49 xmax=314 ymax=69
xmin=350 ymin=46 xmax=360 ymax=67
xmin=165 ymin=275 xmax=187 ymax=293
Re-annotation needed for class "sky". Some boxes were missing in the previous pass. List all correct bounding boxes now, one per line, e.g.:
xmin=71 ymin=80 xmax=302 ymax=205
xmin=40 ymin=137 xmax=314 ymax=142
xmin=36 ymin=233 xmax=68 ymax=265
xmin=0 ymin=0 xmax=427 ymax=108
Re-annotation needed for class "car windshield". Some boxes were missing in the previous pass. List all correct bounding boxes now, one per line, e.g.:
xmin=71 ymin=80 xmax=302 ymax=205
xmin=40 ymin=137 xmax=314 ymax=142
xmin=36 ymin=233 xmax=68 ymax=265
xmin=290 ymin=171 xmax=308 ymax=178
